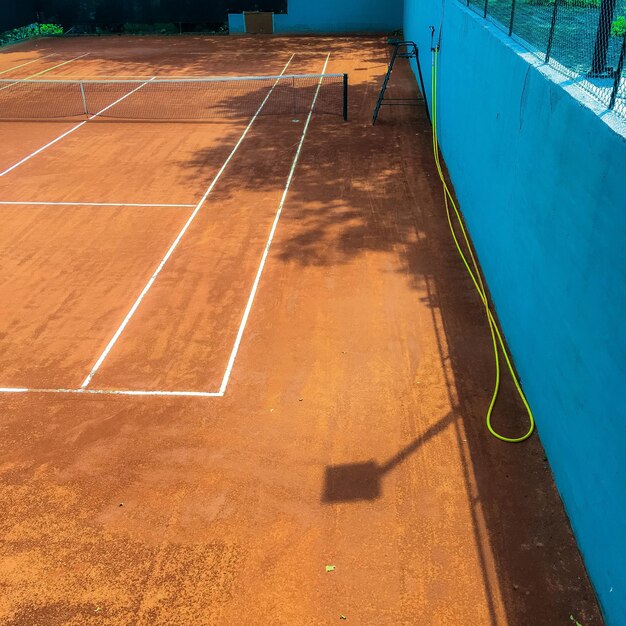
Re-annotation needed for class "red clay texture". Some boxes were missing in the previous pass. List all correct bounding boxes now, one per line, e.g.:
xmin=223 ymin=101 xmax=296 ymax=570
xmin=0 ymin=35 xmax=603 ymax=625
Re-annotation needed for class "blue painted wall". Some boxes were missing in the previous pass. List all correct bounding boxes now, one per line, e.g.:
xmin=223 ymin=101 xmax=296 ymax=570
xmin=274 ymin=0 xmax=402 ymax=33
xmin=228 ymin=0 xmax=403 ymax=34
xmin=228 ymin=13 xmax=245 ymax=33
xmin=404 ymin=1 xmax=626 ymax=624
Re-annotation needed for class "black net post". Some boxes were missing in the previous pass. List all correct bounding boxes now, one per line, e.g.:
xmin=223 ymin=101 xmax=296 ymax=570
xmin=343 ymin=73 xmax=348 ymax=121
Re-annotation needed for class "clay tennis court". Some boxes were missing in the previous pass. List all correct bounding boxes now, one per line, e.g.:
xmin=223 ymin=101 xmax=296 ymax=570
xmin=0 ymin=36 xmax=602 ymax=624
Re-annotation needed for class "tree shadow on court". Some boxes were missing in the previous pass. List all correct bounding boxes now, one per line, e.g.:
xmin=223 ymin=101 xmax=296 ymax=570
xmin=167 ymin=45 xmax=604 ymax=624
xmin=176 ymin=41 xmax=405 ymax=193
xmin=292 ymin=80 xmax=603 ymax=626
xmin=178 ymin=57 xmax=602 ymax=625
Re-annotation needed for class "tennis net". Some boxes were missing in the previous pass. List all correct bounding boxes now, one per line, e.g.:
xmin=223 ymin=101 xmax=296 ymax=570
xmin=0 ymin=73 xmax=348 ymax=121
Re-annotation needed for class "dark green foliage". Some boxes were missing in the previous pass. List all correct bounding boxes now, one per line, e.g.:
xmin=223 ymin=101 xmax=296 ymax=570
xmin=0 ymin=23 xmax=62 ymax=47
xmin=39 ymin=23 xmax=64 ymax=36
xmin=612 ymin=15 xmax=626 ymax=36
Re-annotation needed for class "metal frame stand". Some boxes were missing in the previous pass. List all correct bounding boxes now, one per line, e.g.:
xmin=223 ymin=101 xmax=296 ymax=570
xmin=372 ymin=40 xmax=429 ymax=125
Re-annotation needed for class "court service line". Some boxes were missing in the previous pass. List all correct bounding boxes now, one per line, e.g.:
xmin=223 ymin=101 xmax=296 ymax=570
xmin=0 ymin=77 xmax=156 ymax=179
xmin=0 ymin=53 xmax=90 ymax=91
xmin=0 ymin=201 xmax=195 ymax=208
xmin=0 ymin=387 xmax=221 ymax=397
xmin=79 ymin=54 xmax=296 ymax=390
xmin=218 ymin=53 xmax=331 ymax=396
xmin=0 ymin=53 xmax=56 ymax=76
xmin=27 ymin=53 xmax=90 ymax=78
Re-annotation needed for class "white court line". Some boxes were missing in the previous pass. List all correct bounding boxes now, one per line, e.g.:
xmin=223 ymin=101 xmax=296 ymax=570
xmin=24 ymin=52 xmax=298 ymax=80
xmin=0 ymin=77 xmax=156 ymax=179
xmin=0 ymin=53 xmax=90 ymax=91
xmin=79 ymin=54 xmax=296 ymax=390
xmin=0 ymin=201 xmax=195 ymax=208
xmin=86 ymin=77 xmax=156 ymax=119
xmin=0 ymin=52 xmax=331 ymax=398
xmin=28 ymin=53 xmax=90 ymax=78
xmin=218 ymin=53 xmax=331 ymax=396
xmin=0 ymin=54 xmax=55 ymax=76
xmin=40 ymin=75 xmax=159 ymax=80
xmin=0 ymin=387 xmax=221 ymax=397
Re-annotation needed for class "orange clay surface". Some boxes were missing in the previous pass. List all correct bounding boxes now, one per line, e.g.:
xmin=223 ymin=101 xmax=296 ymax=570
xmin=0 ymin=36 xmax=603 ymax=625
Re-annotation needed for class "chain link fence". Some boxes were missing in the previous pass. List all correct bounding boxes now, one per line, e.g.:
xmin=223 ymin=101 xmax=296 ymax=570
xmin=465 ymin=0 xmax=626 ymax=119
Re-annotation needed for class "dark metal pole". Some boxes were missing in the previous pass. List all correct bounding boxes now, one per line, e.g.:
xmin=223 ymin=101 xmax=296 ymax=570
xmin=545 ymin=0 xmax=560 ymax=63
xmin=415 ymin=49 xmax=431 ymax=124
xmin=484 ymin=0 xmax=489 ymax=19
xmin=509 ymin=0 xmax=517 ymax=37
xmin=372 ymin=44 xmax=399 ymax=124
xmin=609 ymin=35 xmax=626 ymax=108
xmin=591 ymin=0 xmax=618 ymax=75
xmin=343 ymin=73 xmax=348 ymax=121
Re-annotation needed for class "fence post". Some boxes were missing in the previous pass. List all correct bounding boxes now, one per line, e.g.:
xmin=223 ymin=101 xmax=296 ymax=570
xmin=545 ymin=0 xmax=560 ymax=62
xmin=343 ymin=73 xmax=348 ymax=121
xmin=509 ymin=0 xmax=517 ymax=36
xmin=591 ymin=0 xmax=618 ymax=75
xmin=484 ymin=0 xmax=489 ymax=18
xmin=609 ymin=35 xmax=626 ymax=108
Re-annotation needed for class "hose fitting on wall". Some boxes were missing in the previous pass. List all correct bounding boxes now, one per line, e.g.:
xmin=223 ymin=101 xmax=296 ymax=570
xmin=429 ymin=25 xmax=439 ymax=52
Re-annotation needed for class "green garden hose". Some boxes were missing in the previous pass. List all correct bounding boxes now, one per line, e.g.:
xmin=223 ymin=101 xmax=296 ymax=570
xmin=430 ymin=47 xmax=535 ymax=442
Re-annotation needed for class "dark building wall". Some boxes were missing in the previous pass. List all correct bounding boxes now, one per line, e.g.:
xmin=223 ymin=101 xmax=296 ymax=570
xmin=1 ymin=0 xmax=38 ymax=32
xmin=36 ymin=0 xmax=287 ymax=25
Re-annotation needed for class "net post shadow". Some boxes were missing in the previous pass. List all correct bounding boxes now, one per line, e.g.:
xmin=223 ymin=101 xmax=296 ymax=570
xmin=321 ymin=410 xmax=456 ymax=503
